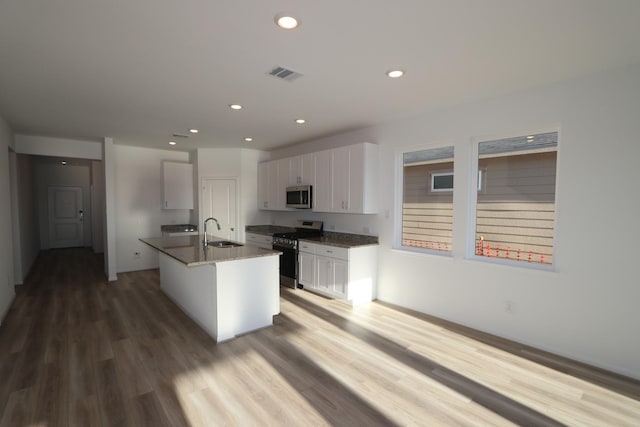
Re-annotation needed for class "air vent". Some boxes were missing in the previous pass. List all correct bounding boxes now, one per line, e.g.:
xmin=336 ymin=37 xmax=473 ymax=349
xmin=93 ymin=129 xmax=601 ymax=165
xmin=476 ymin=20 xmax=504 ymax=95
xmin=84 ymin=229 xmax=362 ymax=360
xmin=268 ymin=66 xmax=303 ymax=82
xmin=172 ymin=133 xmax=189 ymax=138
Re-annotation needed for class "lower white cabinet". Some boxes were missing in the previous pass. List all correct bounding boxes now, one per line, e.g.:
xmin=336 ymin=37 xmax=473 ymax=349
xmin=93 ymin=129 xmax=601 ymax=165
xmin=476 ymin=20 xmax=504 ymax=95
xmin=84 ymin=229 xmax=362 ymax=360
xmin=298 ymin=241 xmax=377 ymax=304
xmin=245 ymin=232 xmax=273 ymax=249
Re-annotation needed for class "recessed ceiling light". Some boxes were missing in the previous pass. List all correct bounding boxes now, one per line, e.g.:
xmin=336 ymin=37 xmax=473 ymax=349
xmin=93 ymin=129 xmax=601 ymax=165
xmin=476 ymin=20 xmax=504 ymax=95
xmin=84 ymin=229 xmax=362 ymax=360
xmin=275 ymin=14 xmax=299 ymax=30
xmin=60 ymin=161 xmax=67 ymax=165
xmin=168 ymin=141 xmax=177 ymax=145
xmin=527 ymin=135 xmax=535 ymax=140
xmin=244 ymin=137 xmax=254 ymax=142
xmin=229 ymin=104 xmax=243 ymax=110
xmin=386 ymin=69 xmax=405 ymax=78
xmin=295 ymin=119 xmax=306 ymax=124
xmin=189 ymin=129 xmax=199 ymax=134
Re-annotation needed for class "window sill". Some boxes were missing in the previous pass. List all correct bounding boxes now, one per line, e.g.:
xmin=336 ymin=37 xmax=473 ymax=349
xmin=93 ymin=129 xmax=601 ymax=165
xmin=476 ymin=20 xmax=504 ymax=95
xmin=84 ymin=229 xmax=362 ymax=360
xmin=465 ymin=254 xmax=556 ymax=273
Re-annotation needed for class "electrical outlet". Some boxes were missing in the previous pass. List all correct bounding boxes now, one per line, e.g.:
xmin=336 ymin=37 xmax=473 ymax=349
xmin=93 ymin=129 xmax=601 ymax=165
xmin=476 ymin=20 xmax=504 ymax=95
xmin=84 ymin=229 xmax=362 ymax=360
xmin=362 ymin=226 xmax=370 ymax=234
xmin=504 ymin=300 xmax=514 ymax=313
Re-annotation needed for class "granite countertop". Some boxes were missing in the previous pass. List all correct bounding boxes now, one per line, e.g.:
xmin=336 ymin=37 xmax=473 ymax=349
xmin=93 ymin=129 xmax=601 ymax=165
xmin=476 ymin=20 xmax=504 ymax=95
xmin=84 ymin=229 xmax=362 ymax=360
xmin=299 ymin=231 xmax=379 ymax=248
xmin=161 ymin=224 xmax=198 ymax=233
xmin=140 ymin=235 xmax=281 ymax=267
xmin=245 ymin=225 xmax=296 ymax=236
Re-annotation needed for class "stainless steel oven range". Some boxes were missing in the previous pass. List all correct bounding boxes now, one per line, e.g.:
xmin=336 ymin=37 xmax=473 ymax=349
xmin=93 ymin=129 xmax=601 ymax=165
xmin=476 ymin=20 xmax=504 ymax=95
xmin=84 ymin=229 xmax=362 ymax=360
xmin=272 ymin=220 xmax=323 ymax=288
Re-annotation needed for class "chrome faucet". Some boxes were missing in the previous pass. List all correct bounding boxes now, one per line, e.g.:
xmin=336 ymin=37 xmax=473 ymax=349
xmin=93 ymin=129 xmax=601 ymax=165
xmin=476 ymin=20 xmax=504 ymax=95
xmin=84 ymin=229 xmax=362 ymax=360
xmin=203 ymin=217 xmax=221 ymax=246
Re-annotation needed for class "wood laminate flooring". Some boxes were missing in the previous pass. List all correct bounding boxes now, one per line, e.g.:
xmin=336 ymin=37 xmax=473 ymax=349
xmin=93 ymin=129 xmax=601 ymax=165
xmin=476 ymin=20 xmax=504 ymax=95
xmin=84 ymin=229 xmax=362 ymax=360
xmin=1 ymin=248 xmax=639 ymax=426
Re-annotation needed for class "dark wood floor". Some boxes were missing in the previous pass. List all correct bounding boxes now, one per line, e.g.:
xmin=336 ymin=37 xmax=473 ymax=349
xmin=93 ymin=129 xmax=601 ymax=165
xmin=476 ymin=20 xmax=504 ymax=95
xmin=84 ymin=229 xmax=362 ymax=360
xmin=1 ymin=248 xmax=639 ymax=426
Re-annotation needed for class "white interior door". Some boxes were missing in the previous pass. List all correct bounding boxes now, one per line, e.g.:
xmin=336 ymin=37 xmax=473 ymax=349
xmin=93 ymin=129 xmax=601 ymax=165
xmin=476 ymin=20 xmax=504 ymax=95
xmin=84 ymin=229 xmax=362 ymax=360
xmin=201 ymin=179 xmax=237 ymax=240
xmin=48 ymin=186 xmax=84 ymax=248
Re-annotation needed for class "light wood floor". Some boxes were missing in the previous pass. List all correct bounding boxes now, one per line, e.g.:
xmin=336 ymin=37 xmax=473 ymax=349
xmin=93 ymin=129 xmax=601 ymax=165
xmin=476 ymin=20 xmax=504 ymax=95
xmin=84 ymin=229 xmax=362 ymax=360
xmin=1 ymin=249 xmax=639 ymax=426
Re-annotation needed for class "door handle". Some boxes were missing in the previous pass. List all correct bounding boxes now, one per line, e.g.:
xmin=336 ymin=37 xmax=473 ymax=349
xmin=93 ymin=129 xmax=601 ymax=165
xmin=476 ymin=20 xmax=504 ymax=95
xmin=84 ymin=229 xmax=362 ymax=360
xmin=79 ymin=210 xmax=84 ymax=221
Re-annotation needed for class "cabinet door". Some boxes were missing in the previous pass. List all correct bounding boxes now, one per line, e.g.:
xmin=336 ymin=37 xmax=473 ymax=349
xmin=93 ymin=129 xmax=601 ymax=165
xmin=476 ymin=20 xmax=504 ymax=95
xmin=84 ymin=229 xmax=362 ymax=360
xmin=258 ymin=161 xmax=282 ymax=210
xmin=346 ymin=144 xmax=365 ymax=213
xmin=332 ymin=259 xmax=348 ymax=298
xmin=163 ymin=162 xmax=194 ymax=209
xmin=332 ymin=146 xmax=350 ymax=211
xmin=316 ymin=256 xmax=333 ymax=293
xmin=291 ymin=153 xmax=314 ymax=185
xmin=273 ymin=158 xmax=288 ymax=209
xmin=298 ymin=252 xmax=316 ymax=288
xmin=313 ymin=150 xmax=332 ymax=212
xmin=267 ymin=161 xmax=281 ymax=210
xmin=257 ymin=162 xmax=269 ymax=209
xmin=289 ymin=156 xmax=302 ymax=185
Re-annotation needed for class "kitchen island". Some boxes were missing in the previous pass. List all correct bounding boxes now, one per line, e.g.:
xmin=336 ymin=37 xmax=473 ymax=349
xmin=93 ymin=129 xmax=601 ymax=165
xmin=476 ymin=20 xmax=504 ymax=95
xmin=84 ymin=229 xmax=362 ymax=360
xmin=140 ymin=235 xmax=281 ymax=343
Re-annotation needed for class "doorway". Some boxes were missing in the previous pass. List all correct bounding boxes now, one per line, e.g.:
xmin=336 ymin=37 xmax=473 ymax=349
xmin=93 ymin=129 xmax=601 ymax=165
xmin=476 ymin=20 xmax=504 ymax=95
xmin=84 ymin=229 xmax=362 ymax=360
xmin=201 ymin=178 xmax=238 ymax=240
xmin=48 ymin=186 xmax=84 ymax=248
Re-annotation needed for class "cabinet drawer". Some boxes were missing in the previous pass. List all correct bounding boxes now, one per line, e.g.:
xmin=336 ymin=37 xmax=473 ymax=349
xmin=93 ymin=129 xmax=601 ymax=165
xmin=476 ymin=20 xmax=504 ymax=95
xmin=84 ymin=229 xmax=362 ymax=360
xmin=298 ymin=241 xmax=318 ymax=254
xmin=246 ymin=233 xmax=273 ymax=248
xmin=316 ymin=245 xmax=349 ymax=260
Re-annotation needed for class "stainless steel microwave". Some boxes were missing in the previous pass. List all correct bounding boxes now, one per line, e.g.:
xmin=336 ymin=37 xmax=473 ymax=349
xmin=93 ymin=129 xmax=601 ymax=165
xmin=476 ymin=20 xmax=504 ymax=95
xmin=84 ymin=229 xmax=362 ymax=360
xmin=286 ymin=185 xmax=312 ymax=209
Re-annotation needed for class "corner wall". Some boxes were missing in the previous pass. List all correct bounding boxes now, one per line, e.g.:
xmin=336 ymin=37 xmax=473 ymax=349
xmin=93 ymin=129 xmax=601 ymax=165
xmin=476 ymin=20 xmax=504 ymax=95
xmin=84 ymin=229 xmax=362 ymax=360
xmin=114 ymin=144 xmax=192 ymax=272
xmin=0 ymin=116 xmax=15 ymax=321
xmin=15 ymin=154 xmax=39 ymax=282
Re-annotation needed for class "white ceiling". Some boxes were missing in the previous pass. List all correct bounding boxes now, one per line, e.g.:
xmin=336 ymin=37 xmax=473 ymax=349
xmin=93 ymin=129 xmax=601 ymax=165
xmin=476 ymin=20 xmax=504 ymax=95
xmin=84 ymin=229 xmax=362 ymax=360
xmin=1 ymin=0 xmax=639 ymax=152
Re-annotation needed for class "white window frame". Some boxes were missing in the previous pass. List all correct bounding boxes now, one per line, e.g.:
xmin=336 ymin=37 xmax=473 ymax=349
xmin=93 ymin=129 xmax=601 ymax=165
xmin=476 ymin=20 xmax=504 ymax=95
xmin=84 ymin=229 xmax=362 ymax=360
xmin=394 ymin=144 xmax=454 ymax=257
xmin=430 ymin=171 xmax=454 ymax=192
xmin=466 ymin=128 xmax=559 ymax=271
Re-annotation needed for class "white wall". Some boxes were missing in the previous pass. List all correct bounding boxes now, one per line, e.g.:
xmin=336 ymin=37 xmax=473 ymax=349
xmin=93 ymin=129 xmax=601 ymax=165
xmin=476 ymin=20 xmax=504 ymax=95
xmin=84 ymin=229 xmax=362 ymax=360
xmin=103 ymin=138 xmax=117 ymax=281
xmin=0 ymin=116 xmax=16 ymax=322
xmin=91 ymin=160 xmax=104 ymax=253
xmin=14 ymin=154 xmax=39 ymax=282
xmin=268 ymin=63 xmax=640 ymax=379
xmin=15 ymin=134 xmax=102 ymax=160
xmin=114 ymin=144 xmax=192 ymax=273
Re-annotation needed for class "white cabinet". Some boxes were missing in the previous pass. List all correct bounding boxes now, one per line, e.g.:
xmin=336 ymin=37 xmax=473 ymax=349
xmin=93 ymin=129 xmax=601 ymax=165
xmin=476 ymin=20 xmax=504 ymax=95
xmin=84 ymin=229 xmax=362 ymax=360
xmin=312 ymin=143 xmax=378 ymax=214
xmin=289 ymin=153 xmax=315 ymax=186
xmin=257 ymin=161 xmax=283 ymax=210
xmin=245 ymin=232 xmax=273 ymax=249
xmin=298 ymin=250 xmax=316 ymax=287
xmin=276 ymin=158 xmax=290 ymax=206
xmin=313 ymin=150 xmax=333 ymax=212
xmin=162 ymin=161 xmax=194 ymax=210
xmin=298 ymin=241 xmax=378 ymax=305
xmin=257 ymin=144 xmax=376 ymax=213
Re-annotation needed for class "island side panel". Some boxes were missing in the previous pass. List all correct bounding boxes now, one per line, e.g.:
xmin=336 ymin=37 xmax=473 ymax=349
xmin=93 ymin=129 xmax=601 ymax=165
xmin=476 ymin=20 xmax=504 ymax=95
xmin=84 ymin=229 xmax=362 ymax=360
xmin=158 ymin=252 xmax=218 ymax=340
xmin=215 ymin=254 xmax=280 ymax=342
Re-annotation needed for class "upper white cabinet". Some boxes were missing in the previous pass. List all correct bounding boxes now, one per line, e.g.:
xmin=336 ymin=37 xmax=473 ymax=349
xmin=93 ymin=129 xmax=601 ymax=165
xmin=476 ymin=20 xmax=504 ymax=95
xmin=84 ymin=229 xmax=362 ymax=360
xmin=258 ymin=153 xmax=315 ymax=211
xmin=258 ymin=161 xmax=283 ymax=210
xmin=258 ymin=143 xmax=377 ymax=213
xmin=313 ymin=149 xmax=333 ymax=212
xmin=162 ymin=161 xmax=194 ymax=210
xmin=313 ymin=142 xmax=378 ymax=214
xmin=289 ymin=153 xmax=315 ymax=186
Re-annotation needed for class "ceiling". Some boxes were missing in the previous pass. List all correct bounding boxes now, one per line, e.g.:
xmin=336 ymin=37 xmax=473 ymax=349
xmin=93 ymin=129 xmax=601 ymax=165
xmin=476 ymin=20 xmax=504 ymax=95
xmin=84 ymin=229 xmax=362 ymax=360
xmin=1 ymin=1 xmax=639 ymax=152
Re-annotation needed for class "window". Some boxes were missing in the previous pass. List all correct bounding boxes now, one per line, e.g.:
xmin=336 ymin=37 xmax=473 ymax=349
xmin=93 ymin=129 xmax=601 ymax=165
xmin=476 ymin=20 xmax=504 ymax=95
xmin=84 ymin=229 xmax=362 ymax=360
xmin=401 ymin=146 xmax=454 ymax=253
xmin=431 ymin=172 xmax=454 ymax=192
xmin=474 ymin=131 xmax=558 ymax=265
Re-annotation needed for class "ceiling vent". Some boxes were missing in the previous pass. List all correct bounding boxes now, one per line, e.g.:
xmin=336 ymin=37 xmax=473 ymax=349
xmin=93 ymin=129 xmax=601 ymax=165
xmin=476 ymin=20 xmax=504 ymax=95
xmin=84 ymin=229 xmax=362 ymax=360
xmin=268 ymin=66 xmax=303 ymax=82
xmin=172 ymin=133 xmax=189 ymax=138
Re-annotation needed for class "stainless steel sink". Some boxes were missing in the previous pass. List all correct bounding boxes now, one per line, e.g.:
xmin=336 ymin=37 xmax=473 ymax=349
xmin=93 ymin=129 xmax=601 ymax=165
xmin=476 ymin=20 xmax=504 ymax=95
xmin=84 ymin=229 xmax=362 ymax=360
xmin=205 ymin=240 xmax=243 ymax=248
